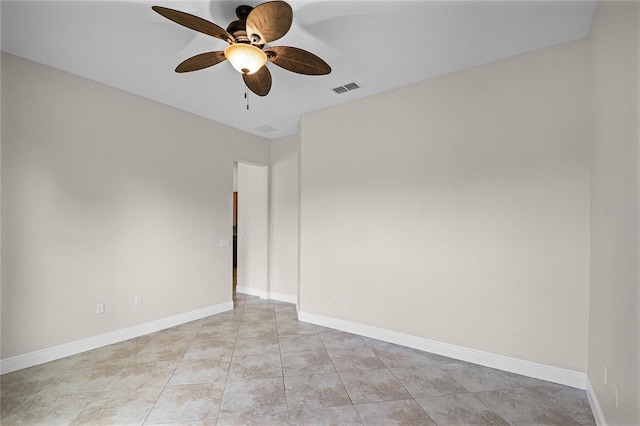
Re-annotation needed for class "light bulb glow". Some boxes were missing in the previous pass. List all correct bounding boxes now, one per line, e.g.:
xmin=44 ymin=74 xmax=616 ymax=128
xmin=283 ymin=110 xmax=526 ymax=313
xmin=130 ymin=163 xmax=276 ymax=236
xmin=224 ymin=44 xmax=267 ymax=75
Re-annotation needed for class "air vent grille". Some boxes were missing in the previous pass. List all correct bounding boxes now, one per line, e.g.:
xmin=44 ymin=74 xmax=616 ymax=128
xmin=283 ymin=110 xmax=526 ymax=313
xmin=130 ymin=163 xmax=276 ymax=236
xmin=254 ymin=125 xmax=278 ymax=133
xmin=332 ymin=81 xmax=361 ymax=94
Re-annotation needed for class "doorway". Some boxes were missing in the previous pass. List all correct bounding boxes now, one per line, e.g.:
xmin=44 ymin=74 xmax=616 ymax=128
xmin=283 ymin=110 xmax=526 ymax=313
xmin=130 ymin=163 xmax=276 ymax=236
xmin=233 ymin=161 xmax=269 ymax=298
xmin=233 ymin=191 xmax=238 ymax=294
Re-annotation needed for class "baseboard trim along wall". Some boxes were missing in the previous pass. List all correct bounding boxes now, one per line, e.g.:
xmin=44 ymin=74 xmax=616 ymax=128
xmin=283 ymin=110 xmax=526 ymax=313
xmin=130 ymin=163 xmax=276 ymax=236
xmin=0 ymin=301 xmax=233 ymax=375
xmin=235 ymin=286 xmax=265 ymax=299
xmin=586 ymin=377 xmax=607 ymax=426
xmin=298 ymin=310 xmax=588 ymax=390
xmin=236 ymin=286 xmax=297 ymax=304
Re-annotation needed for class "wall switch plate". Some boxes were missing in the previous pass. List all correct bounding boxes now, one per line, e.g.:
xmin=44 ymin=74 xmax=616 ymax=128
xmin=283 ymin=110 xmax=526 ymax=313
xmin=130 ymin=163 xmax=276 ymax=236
xmin=603 ymin=364 xmax=608 ymax=384
xmin=220 ymin=239 xmax=229 ymax=247
xmin=134 ymin=295 xmax=142 ymax=306
xmin=96 ymin=302 xmax=105 ymax=314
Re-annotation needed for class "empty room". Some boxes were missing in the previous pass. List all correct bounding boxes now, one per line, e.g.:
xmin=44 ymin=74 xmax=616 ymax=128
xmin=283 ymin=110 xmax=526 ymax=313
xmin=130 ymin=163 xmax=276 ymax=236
xmin=1 ymin=0 xmax=638 ymax=425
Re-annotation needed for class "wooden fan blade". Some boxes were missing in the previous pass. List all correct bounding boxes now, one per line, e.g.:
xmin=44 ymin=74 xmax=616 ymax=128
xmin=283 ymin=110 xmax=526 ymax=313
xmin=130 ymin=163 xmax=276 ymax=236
xmin=265 ymin=46 xmax=331 ymax=75
xmin=152 ymin=6 xmax=234 ymax=44
xmin=175 ymin=51 xmax=226 ymax=73
xmin=246 ymin=1 xmax=292 ymax=44
xmin=243 ymin=66 xmax=272 ymax=96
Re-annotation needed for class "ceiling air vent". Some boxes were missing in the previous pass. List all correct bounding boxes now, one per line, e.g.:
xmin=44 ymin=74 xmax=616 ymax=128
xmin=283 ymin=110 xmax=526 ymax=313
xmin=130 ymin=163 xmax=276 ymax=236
xmin=332 ymin=81 xmax=361 ymax=94
xmin=254 ymin=125 xmax=278 ymax=133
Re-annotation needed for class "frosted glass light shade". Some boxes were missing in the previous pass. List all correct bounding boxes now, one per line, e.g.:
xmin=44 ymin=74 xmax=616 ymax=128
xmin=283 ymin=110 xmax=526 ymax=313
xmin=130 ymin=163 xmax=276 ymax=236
xmin=224 ymin=44 xmax=267 ymax=75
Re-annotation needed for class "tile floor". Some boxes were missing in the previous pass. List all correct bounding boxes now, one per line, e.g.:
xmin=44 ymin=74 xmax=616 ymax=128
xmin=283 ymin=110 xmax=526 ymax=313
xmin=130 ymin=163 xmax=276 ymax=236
xmin=1 ymin=293 xmax=595 ymax=425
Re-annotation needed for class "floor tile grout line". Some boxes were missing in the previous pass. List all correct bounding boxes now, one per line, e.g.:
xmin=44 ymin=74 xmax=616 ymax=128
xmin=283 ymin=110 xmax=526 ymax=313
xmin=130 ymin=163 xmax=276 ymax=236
xmin=66 ymin=389 xmax=102 ymax=425
xmin=272 ymin=302 xmax=293 ymax=425
xmin=318 ymin=331 xmax=362 ymax=423
xmin=384 ymin=362 xmax=428 ymax=406
xmin=379 ymin=363 xmax=447 ymax=424
xmin=65 ymin=354 xmax=127 ymax=423
xmin=387 ymin=362 xmax=463 ymax=399
xmin=215 ymin=292 xmax=246 ymax=424
xmin=442 ymin=365 xmax=476 ymax=395
xmin=467 ymin=391 xmax=512 ymax=425
xmin=140 ymin=319 xmax=202 ymax=426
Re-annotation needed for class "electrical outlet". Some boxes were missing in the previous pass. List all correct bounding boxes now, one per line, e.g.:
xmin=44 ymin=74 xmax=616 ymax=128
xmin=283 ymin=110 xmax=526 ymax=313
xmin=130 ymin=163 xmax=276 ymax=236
xmin=96 ymin=302 xmax=105 ymax=314
xmin=220 ymin=239 xmax=229 ymax=248
xmin=333 ymin=292 xmax=339 ymax=301
xmin=604 ymin=364 xmax=608 ymax=384
xmin=615 ymin=383 xmax=619 ymax=407
xmin=134 ymin=295 xmax=142 ymax=306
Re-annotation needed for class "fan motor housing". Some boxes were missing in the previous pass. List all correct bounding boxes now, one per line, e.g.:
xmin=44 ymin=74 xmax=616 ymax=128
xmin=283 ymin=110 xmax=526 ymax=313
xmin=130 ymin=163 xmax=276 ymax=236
xmin=227 ymin=20 xmax=247 ymax=42
xmin=227 ymin=5 xmax=256 ymax=44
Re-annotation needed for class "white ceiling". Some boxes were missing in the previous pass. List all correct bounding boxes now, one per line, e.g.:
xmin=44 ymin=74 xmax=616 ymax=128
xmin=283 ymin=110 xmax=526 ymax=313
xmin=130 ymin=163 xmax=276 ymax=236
xmin=1 ymin=0 xmax=596 ymax=139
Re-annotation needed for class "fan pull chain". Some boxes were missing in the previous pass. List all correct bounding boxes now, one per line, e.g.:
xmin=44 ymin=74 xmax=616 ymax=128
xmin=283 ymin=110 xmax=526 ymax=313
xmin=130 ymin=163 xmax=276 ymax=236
xmin=245 ymin=85 xmax=249 ymax=110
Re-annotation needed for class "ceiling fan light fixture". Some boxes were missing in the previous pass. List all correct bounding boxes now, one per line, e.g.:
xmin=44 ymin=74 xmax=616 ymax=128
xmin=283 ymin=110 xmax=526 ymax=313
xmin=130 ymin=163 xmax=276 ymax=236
xmin=153 ymin=1 xmax=330 ymax=97
xmin=224 ymin=43 xmax=267 ymax=75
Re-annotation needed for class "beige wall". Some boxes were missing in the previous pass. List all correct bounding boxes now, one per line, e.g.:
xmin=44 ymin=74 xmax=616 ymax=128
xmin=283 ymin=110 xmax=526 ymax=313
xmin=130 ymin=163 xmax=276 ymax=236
xmin=299 ymin=40 xmax=591 ymax=372
xmin=236 ymin=162 xmax=269 ymax=295
xmin=588 ymin=2 xmax=640 ymax=425
xmin=0 ymin=53 xmax=269 ymax=359
xmin=269 ymin=134 xmax=299 ymax=300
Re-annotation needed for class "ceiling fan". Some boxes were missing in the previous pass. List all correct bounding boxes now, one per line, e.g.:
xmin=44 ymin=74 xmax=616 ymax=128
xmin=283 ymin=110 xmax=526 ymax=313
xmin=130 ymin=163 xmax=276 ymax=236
xmin=152 ymin=1 xmax=331 ymax=97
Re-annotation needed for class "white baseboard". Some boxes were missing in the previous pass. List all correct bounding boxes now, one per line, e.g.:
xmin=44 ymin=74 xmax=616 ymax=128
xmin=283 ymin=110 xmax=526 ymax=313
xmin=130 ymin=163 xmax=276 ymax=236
xmin=298 ymin=310 xmax=587 ymax=390
xmin=236 ymin=286 xmax=267 ymax=299
xmin=236 ymin=286 xmax=296 ymax=304
xmin=0 ymin=301 xmax=233 ymax=375
xmin=586 ymin=377 xmax=607 ymax=426
xmin=268 ymin=291 xmax=297 ymax=304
